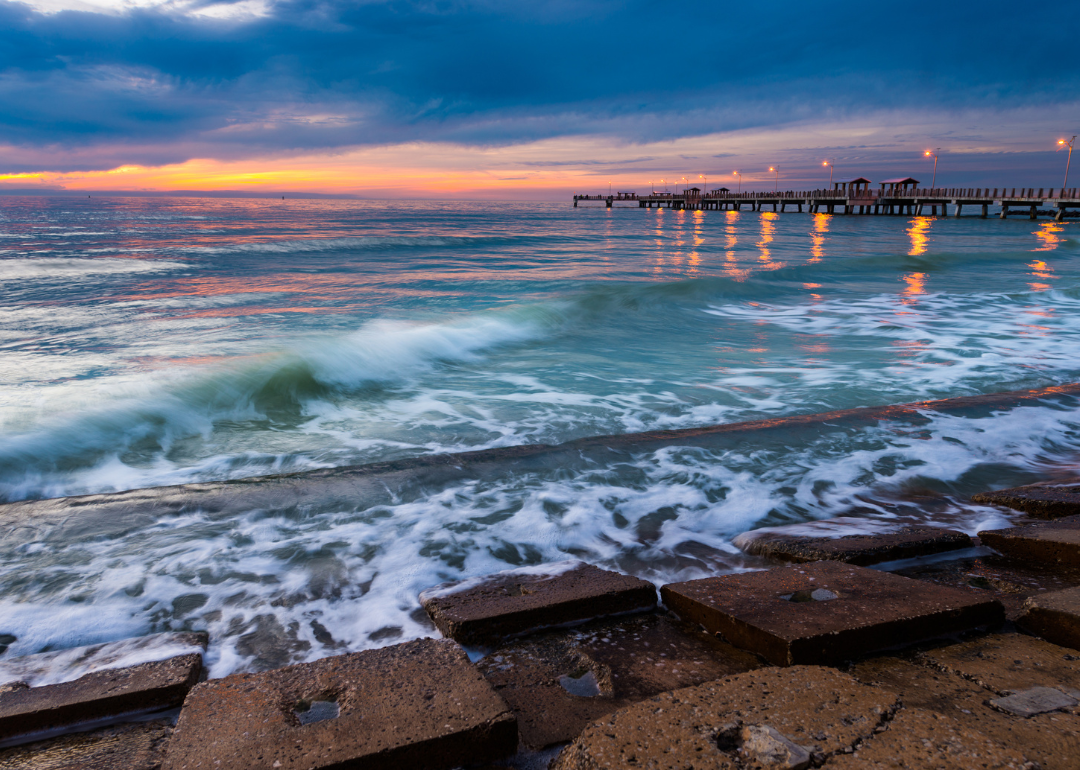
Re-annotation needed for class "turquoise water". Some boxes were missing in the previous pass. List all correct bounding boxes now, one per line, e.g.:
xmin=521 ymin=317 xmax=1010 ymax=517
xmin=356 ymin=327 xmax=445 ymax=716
xmin=1 ymin=196 xmax=1078 ymax=674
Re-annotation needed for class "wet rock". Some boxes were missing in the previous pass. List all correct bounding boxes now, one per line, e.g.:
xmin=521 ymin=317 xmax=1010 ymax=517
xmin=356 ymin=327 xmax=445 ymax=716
xmin=739 ymin=724 xmax=811 ymax=769
xmin=973 ymin=481 xmax=1080 ymax=519
xmin=549 ymin=666 xmax=898 ymax=769
xmin=0 ymin=654 xmax=202 ymax=743
xmin=661 ymin=561 xmax=1004 ymax=666
xmin=475 ymin=612 xmax=761 ymax=748
xmin=736 ymin=526 xmax=972 ymax=566
xmin=979 ymin=516 xmax=1080 ymax=567
xmin=162 ymin=638 xmax=516 ymax=770
xmin=990 ymin=686 xmax=1079 ymax=717
xmin=828 ymin=707 xmax=1031 ymax=769
xmin=849 ymin=655 xmax=1080 ymax=770
xmin=1018 ymin=586 xmax=1080 ymax=650
xmin=419 ymin=562 xmax=656 ymax=647
xmin=920 ymin=632 xmax=1080 ymax=696
xmin=232 ymin=614 xmax=311 ymax=671
xmin=0 ymin=718 xmax=172 ymax=770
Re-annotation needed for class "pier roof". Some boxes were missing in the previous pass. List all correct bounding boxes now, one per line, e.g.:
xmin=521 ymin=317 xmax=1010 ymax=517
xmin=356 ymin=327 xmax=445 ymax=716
xmin=880 ymin=177 xmax=920 ymax=185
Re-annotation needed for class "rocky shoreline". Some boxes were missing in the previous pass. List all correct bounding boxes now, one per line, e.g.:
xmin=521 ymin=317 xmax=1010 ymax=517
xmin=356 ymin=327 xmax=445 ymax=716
xmin=0 ymin=479 xmax=1078 ymax=768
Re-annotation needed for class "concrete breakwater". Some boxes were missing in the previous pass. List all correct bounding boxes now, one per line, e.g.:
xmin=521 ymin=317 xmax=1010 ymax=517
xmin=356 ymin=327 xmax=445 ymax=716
xmin=1 ymin=480 xmax=1080 ymax=767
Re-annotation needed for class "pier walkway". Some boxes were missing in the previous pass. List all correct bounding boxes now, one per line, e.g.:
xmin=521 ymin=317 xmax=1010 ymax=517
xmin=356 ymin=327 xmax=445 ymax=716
xmin=574 ymin=187 xmax=1080 ymax=220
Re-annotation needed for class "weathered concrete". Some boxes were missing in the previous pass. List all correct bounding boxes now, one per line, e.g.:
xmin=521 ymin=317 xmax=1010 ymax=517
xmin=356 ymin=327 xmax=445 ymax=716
xmin=980 ymin=516 xmax=1080 ymax=567
xmin=1018 ymin=586 xmax=1080 ymax=650
xmin=827 ymin=707 xmax=1030 ymax=769
xmin=476 ymin=611 xmax=761 ymax=748
xmin=661 ymin=561 xmax=1004 ymax=666
xmin=849 ymin=655 xmax=1080 ymax=769
xmin=736 ymin=526 xmax=972 ymax=566
xmin=0 ymin=654 xmax=202 ymax=742
xmin=990 ymin=686 xmax=1078 ymax=717
xmin=973 ymin=481 xmax=1080 ymax=519
xmin=549 ymin=666 xmax=898 ymax=769
xmin=162 ymin=638 xmax=516 ymax=770
xmin=419 ymin=562 xmax=656 ymax=646
xmin=920 ymin=632 xmax=1080 ymax=698
xmin=0 ymin=718 xmax=171 ymax=770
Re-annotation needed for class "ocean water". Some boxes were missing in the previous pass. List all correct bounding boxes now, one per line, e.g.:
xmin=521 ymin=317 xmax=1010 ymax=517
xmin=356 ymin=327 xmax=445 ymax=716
xmin=1 ymin=196 xmax=1078 ymax=676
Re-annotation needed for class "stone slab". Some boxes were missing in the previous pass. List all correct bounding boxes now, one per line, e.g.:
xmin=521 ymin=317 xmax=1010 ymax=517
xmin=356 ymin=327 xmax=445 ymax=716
xmin=549 ymin=665 xmax=899 ymax=769
xmin=661 ymin=561 xmax=1004 ymax=666
xmin=973 ymin=481 xmax=1080 ymax=519
xmin=162 ymin=637 xmax=516 ymax=770
xmin=419 ymin=562 xmax=657 ymax=647
xmin=0 ymin=653 xmax=202 ymax=742
xmin=1018 ymin=586 xmax=1080 ymax=650
xmin=476 ymin=611 xmax=762 ymax=748
xmin=990 ymin=686 xmax=1079 ymax=717
xmin=827 ymin=707 xmax=1030 ymax=769
xmin=849 ymin=655 xmax=1080 ymax=769
xmin=980 ymin=516 xmax=1080 ymax=567
xmin=736 ymin=526 xmax=973 ymax=566
xmin=0 ymin=718 xmax=171 ymax=770
xmin=920 ymin=632 xmax=1080 ymax=697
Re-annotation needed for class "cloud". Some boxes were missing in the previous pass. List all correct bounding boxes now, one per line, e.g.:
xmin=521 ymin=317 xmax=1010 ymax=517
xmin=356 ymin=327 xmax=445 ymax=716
xmin=0 ymin=0 xmax=1077 ymax=178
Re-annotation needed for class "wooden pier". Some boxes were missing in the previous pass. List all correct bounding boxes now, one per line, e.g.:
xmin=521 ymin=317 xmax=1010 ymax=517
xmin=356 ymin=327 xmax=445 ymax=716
xmin=574 ymin=187 xmax=1080 ymax=220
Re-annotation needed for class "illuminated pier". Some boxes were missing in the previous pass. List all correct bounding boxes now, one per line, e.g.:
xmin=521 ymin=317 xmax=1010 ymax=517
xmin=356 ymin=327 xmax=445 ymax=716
xmin=574 ymin=186 xmax=1080 ymax=220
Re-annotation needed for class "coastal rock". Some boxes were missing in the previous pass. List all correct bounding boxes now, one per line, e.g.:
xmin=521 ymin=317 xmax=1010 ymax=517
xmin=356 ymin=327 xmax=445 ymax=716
xmin=990 ymin=686 xmax=1079 ymax=717
xmin=0 ymin=653 xmax=202 ymax=743
xmin=475 ymin=611 xmax=761 ymax=748
xmin=920 ymin=632 xmax=1080 ymax=697
xmin=549 ymin=666 xmax=898 ymax=769
xmin=0 ymin=718 xmax=172 ymax=770
xmin=661 ymin=561 xmax=1004 ymax=666
xmin=979 ymin=516 xmax=1080 ymax=567
xmin=973 ymin=481 xmax=1080 ymax=519
xmin=1018 ymin=586 xmax=1080 ymax=650
xmin=735 ymin=525 xmax=972 ymax=566
xmin=161 ymin=637 xmax=516 ymax=770
xmin=418 ymin=561 xmax=656 ymax=647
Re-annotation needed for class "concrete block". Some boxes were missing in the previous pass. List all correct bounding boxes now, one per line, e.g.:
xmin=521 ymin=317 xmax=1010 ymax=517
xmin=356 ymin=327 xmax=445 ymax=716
xmin=162 ymin=638 xmax=516 ymax=770
xmin=973 ymin=481 xmax=1080 ymax=519
xmin=661 ymin=561 xmax=1004 ymax=666
xmin=980 ymin=516 xmax=1080 ymax=567
xmin=419 ymin=561 xmax=656 ymax=646
xmin=921 ymin=632 xmax=1080 ymax=697
xmin=476 ymin=612 xmax=761 ymax=748
xmin=550 ymin=666 xmax=898 ymax=769
xmin=0 ymin=718 xmax=171 ymax=770
xmin=1018 ymin=586 xmax=1080 ymax=650
xmin=0 ymin=653 xmax=203 ymax=743
xmin=736 ymin=526 xmax=972 ymax=566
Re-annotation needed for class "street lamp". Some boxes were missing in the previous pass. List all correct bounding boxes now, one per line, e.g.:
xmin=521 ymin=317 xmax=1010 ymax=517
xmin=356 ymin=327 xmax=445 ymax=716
xmin=823 ymin=160 xmax=833 ymax=187
xmin=1059 ymin=136 xmax=1076 ymax=188
xmin=924 ymin=149 xmax=940 ymax=190
xmin=769 ymin=166 xmax=778 ymax=193
xmin=733 ymin=170 xmax=742 ymax=194
xmin=699 ymin=174 xmax=707 ymax=195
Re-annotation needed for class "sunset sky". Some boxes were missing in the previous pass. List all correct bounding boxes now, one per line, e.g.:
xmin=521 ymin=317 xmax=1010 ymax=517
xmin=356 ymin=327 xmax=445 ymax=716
xmin=2 ymin=0 xmax=1077 ymax=199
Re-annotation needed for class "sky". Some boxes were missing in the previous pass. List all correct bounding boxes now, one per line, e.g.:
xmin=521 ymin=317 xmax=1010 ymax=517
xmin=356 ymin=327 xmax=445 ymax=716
xmin=1 ymin=0 xmax=1077 ymax=199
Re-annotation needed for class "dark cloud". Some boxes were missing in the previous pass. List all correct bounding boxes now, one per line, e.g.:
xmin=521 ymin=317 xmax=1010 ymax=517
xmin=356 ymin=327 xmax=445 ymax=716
xmin=1 ymin=0 xmax=1078 ymax=171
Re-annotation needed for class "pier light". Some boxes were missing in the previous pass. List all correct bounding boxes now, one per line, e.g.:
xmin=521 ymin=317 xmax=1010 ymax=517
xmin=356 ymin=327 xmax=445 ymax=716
xmin=924 ymin=149 xmax=940 ymax=190
xmin=733 ymin=170 xmax=742 ymax=194
xmin=823 ymin=160 xmax=833 ymax=186
xmin=699 ymin=174 xmax=707 ymax=194
xmin=1059 ymin=136 xmax=1076 ymax=188
xmin=769 ymin=166 xmax=778 ymax=193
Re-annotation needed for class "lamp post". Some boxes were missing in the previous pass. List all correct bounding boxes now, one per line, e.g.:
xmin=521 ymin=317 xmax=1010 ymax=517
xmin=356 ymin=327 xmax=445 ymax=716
xmin=700 ymin=174 xmax=707 ymax=195
xmin=769 ymin=166 xmax=778 ymax=193
xmin=823 ymin=160 xmax=833 ymax=187
xmin=1059 ymin=136 xmax=1076 ymax=188
xmin=733 ymin=171 xmax=741 ymax=194
xmin=924 ymin=149 xmax=940 ymax=190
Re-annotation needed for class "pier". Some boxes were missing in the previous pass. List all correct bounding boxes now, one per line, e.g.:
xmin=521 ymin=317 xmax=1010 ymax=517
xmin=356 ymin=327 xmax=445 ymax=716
xmin=574 ymin=187 xmax=1080 ymax=220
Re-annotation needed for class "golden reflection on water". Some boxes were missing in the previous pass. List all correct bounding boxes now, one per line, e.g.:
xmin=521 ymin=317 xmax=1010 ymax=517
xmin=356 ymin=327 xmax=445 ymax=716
xmin=907 ymin=217 xmax=931 ymax=256
xmin=757 ymin=212 xmax=782 ymax=270
xmin=1032 ymin=222 xmax=1064 ymax=252
xmin=1028 ymin=258 xmax=1055 ymax=292
xmin=722 ymin=210 xmax=750 ymax=281
xmin=901 ymin=272 xmax=927 ymax=303
xmin=809 ymin=213 xmax=828 ymax=263
xmin=688 ymin=210 xmax=704 ymax=276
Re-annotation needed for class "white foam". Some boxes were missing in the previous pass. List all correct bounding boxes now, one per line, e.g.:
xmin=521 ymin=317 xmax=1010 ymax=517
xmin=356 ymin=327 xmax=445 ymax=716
xmin=0 ymin=257 xmax=187 ymax=280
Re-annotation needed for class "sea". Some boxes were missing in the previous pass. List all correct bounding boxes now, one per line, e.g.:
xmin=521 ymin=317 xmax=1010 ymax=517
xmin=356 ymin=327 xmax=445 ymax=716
xmin=0 ymin=195 xmax=1077 ymax=677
